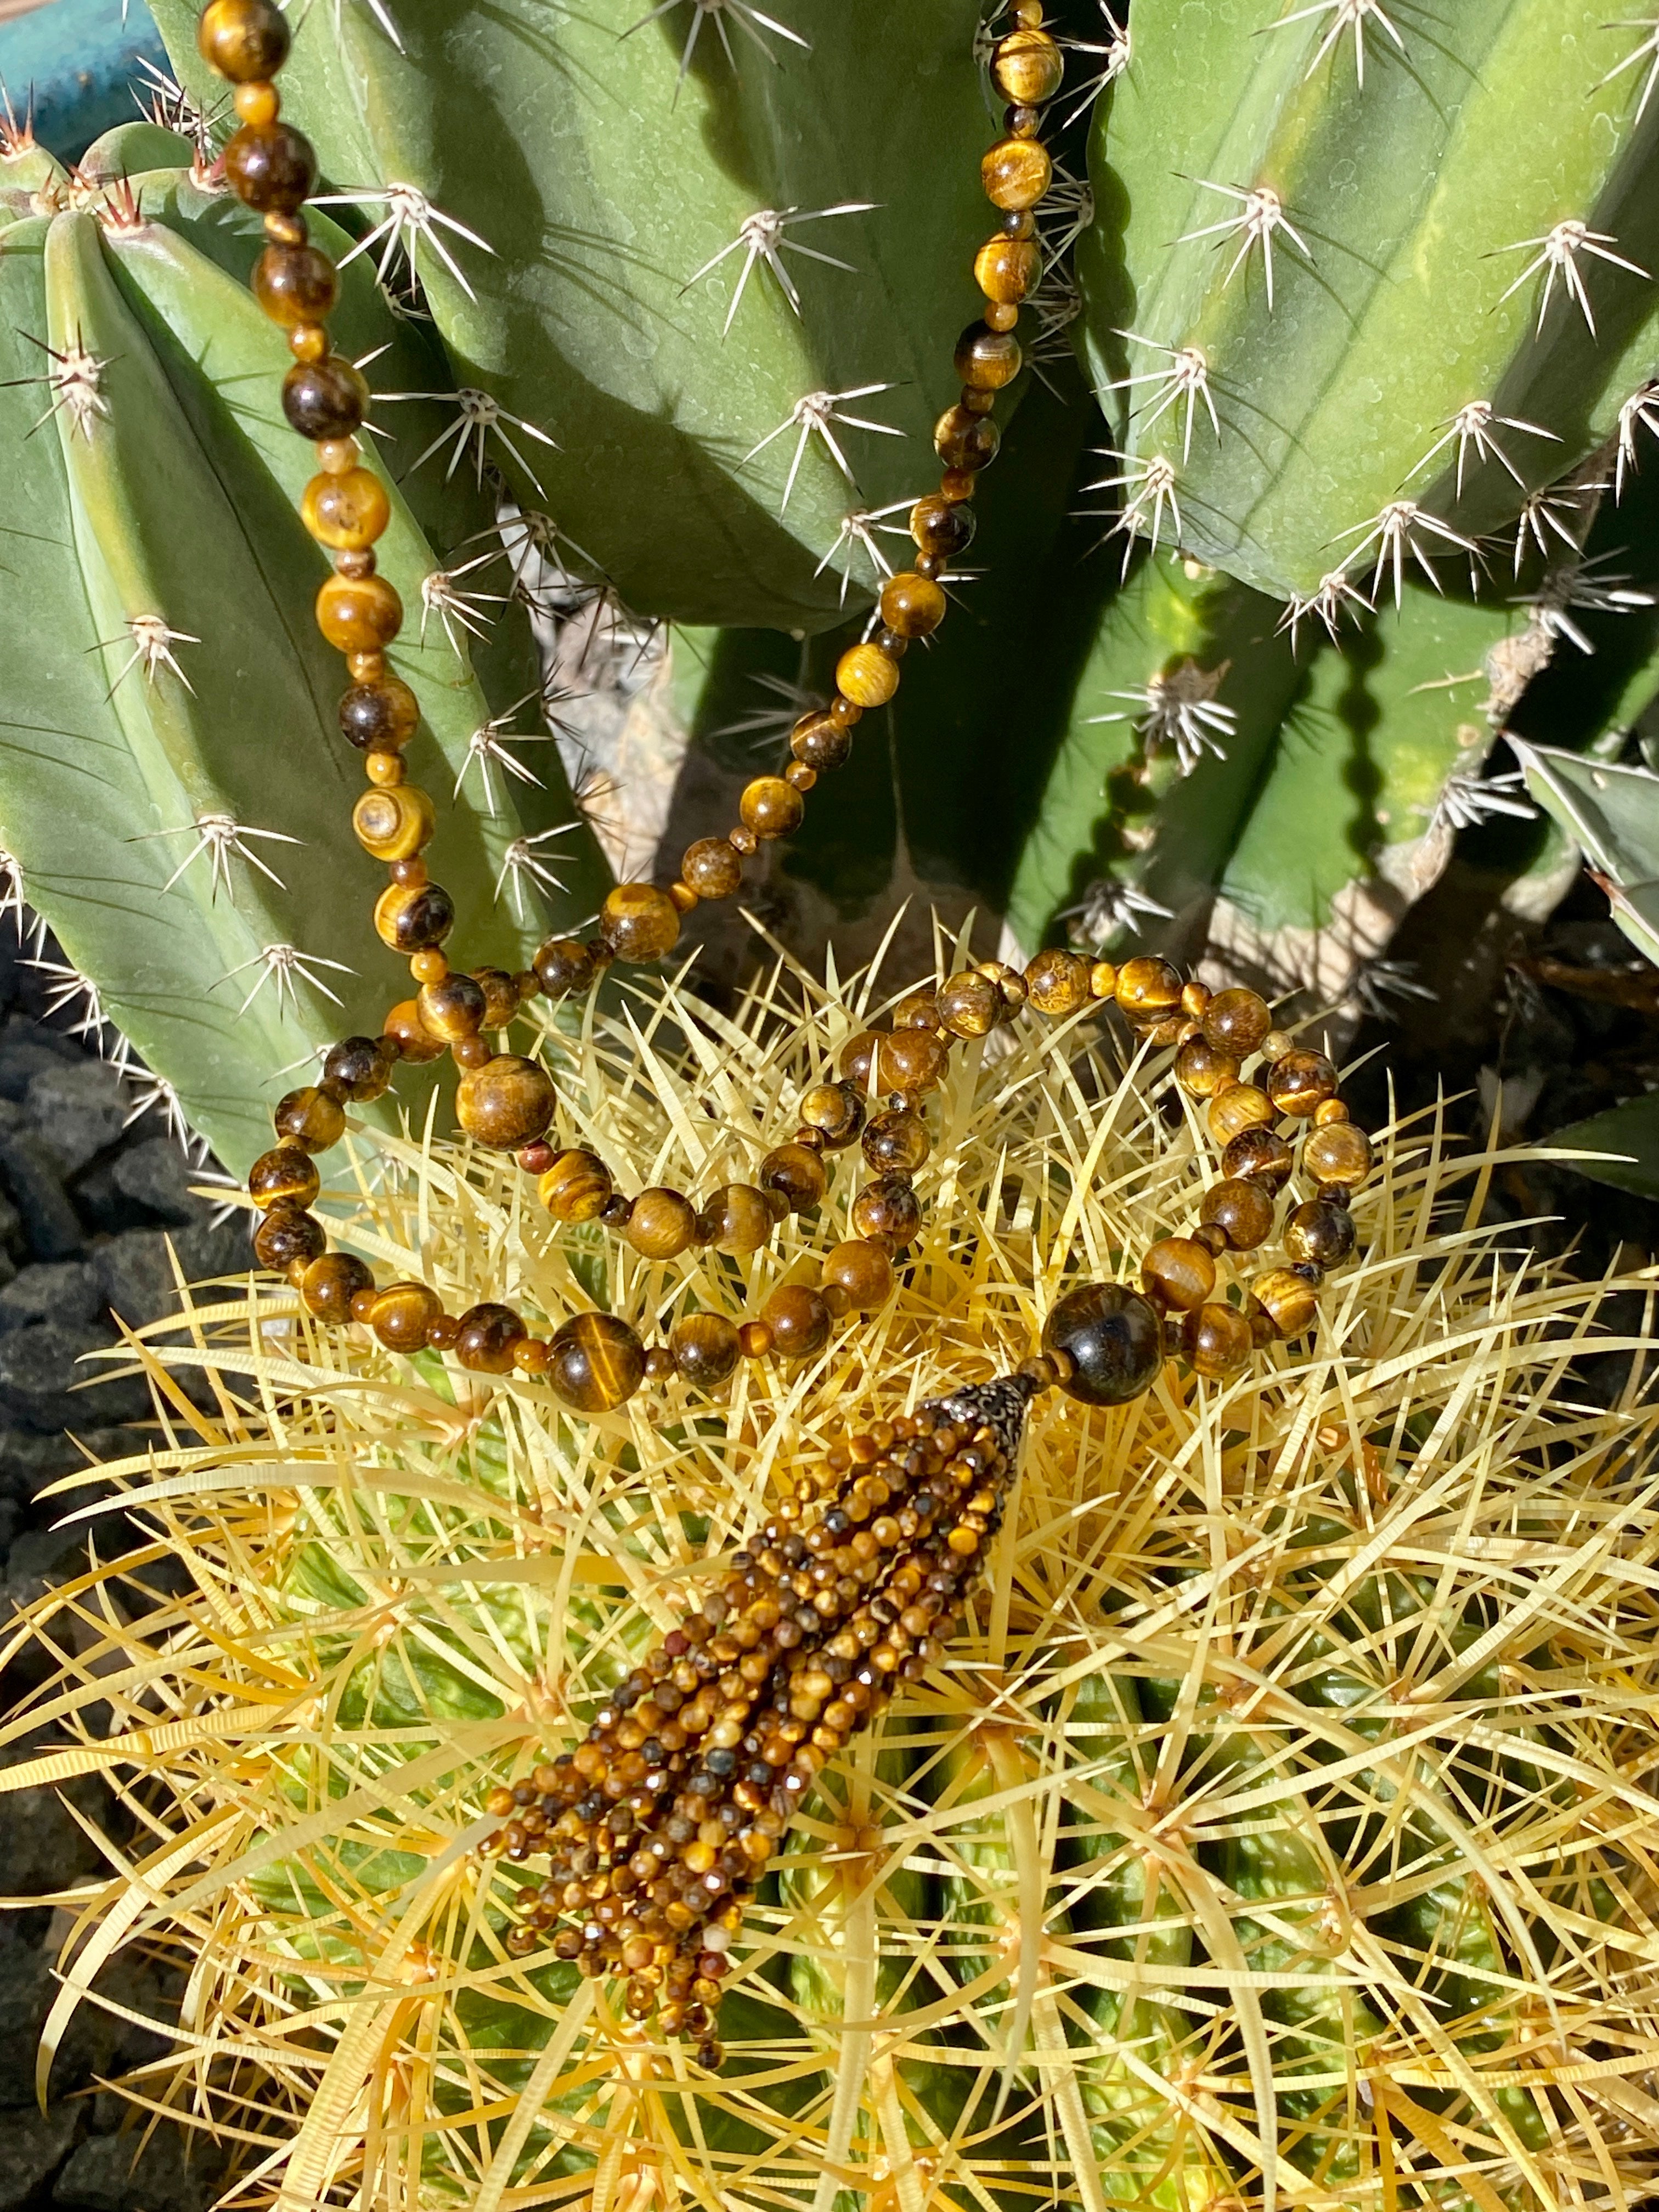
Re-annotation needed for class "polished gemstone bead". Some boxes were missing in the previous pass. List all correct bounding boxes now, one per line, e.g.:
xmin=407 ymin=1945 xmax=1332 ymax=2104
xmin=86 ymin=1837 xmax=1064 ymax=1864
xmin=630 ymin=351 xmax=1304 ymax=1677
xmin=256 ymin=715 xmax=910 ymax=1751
xmin=891 ymin=990 xmax=940 ymax=1030
xmin=786 ymin=713 xmax=850 ymax=775
xmin=1114 ymin=957 xmax=1183 ymax=1024
xmin=1174 ymin=1036 xmax=1240 ymax=1097
xmin=1268 ymin=1047 xmax=1338 ymax=1118
xmin=274 ymin=1085 xmax=345 ymax=1153
xmin=851 ymin=1175 xmax=921 ymax=1248
xmin=452 ymin=1035 xmax=490 ymax=1071
xmin=1199 ymin=1177 xmax=1275 ymax=1251
xmin=374 ymin=879 xmax=454 ymax=953
xmin=456 ymin=1054 xmax=556 ymax=1150
xmin=862 ymin=1108 xmax=929 ymax=1175
xmin=1207 ymin=1082 xmax=1275 ymax=1147
xmin=838 ymin=1031 xmax=879 ymax=1090
xmin=224 ymin=120 xmax=315 ymax=211
xmin=821 ymin=1238 xmax=894 ymax=1310
xmin=973 ymin=233 xmax=1040 ymax=304
xmin=599 ymin=882 xmax=680 ymax=963
xmin=1023 ymin=947 xmax=1092 ymax=1017
xmin=538 ymin=1149 xmax=613 ymax=1222
xmin=877 ymin=1028 xmax=949 ymax=1094
xmin=198 ymin=0 xmax=289 ymax=78
xmin=797 ymin=1082 xmax=864 ymax=1149
xmin=934 ymin=403 xmax=1000 ymax=472
xmin=681 ymin=838 xmax=744 ymax=899
xmin=953 ymin=321 xmax=1023 ymax=390
xmin=1087 ymin=960 xmax=1118 ymax=1000
xmin=302 ymin=466 xmax=390 ymax=551
xmin=1252 ymin=1266 xmax=1319 ymax=1339
xmin=740 ymin=776 xmax=804 ymax=839
xmin=1201 ymin=987 xmax=1272 ymax=1057
xmin=317 ymin=572 xmax=402 ymax=654
xmin=1304 ymin=1120 xmax=1372 ymax=1187
xmin=547 ymin=1311 xmax=645 ymax=1412
xmin=1314 ymin=1097 xmax=1351 ymax=1126
xmin=1141 ymin=1236 xmax=1216 ymax=1311
xmin=759 ymin=1143 xmax=827 ymax=1213
xmin=879 ymin=572 xmax=947 ymax=638
xmin=249 ymin=1144 xmax=319 ymax=1211
xmin=1222 ymin=1126 xmax=1294 ymax=1189
xmin=936 ymin=970 xmax=1000 ymax=1038
xmin=352 ymin=782 xmax=433 ymax=862
xmin=1184 ymin=1301 xmax=1254 ymax=1379
xmin=761 ymin=1283 xmax=831 ymax=1359
xmin=991 ymin=24 xmax=1063 ymax=101
xmin=836 ymin=642 xmax=900 ymax=709
xmin=626 ymin=1188 xmax=697 ymax=1260
xmin=253 ymin=1205 xmax=325 ymax=1271
xmin=981 ymin=135 xmax=1052 ymax=209
xmin=1041 ymin=1282 xmax=1163 ymax=1406
xmin=369 ymin=1279 xmax=443 ymax=1352
xmin=382 ymin=998 xmax=446 ymax=1064
xmin=281 ymin=356 xmax=369 ymax=441
xmin=340 ymin=676 xmax=419 ymax=752
xmin=300 ymin=1249 xmax=373 ymax=1324
xmin=1284 ymin=1199 xmax=1355 ymax=1269
xmin=252 ymin=242 xmax=336 ymax=328
xmin=532 ymin=936 xmax=596 ymax=999
xmin=697 ymin=1183 xmax=774 ymax=1251
xmin=472 ymin=967 xmax=520 ymax=1029
xmin=910 ymin=493 xmax=977 ymax=559
xmin=454 ymin=1302 xmax=528 ymax=1374
xmin=417 ymin=970 xmax=487 ymax=1043
xmin=670 ymin=1311 xmax=741 ymax=1389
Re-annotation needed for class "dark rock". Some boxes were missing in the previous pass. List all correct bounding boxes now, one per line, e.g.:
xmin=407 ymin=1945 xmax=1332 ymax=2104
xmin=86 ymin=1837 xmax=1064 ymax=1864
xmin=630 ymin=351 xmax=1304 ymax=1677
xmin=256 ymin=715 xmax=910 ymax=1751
xmin=0 ymin=1191 xmax=23 ymax=1261
xmin=0 ymin=1750 xmax=104 ymax=1896
xmin=173 ymin=1215 xmax=252 ymax=1285
xmin=90 ymin=1235 xmax=176 ymax=1334
xmin=0 ymin=1325 xmax=150 ymax=1434
xmin=109 ymin=1143 xmax=206 ymax=1232
xmin=0 ymin=1035 xmax=78 ymax=1103
xmin=25 ymin=1065 xmax=127 ymax=1181
xmin=0 ymin=1429 xmax=138 ymax=1509
xmin=0 ymin=2101 xmax=78 ymax=2207
xmin=0 ymin=1135 xmax=83 ymax=1262
xmin=0 ymin=1264 xmax=100 ymax=1336
xmin=0 ymin=1252 xmax=14 ymax=1296
xmin=0 ymin=1921 xmax=120 ymax=2106
xmin=54 ymin=2118 xmax=223 ymax=2212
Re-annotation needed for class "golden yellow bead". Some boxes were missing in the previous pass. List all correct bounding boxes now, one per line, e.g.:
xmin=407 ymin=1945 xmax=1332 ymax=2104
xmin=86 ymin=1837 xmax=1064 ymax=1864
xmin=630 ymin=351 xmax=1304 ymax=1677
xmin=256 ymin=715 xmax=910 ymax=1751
xmin=992 ymin=23 xmax=1062 ymax=100
xmin=1185 ymin=1301 xmax=1255 ymax=1379
xmin=1023 ymin=947 xmax=1092 ymax=1017
xmin=981 ymin=135 xmax=1052 ymax=210
xmin=538 ymin=1149 xmax=613 ymax=1222
xmin=739 ymin=776 xmax=804 ymax=840
xmin=302 ymin=466 xmax=390 ymax=551
xmin=1303 ymin=1120 xmax=1373 ymax=1189
xmin=1267 ymin=1047 xmax=1338 ymax=1118
xmin=836 ymin=642 xmax=901 ymax=709
xmin=1115 ymin=956 xmax=1184 ymax=1024
xmin=1207 ymin=1081 xmax=1275 ymax=1148
xmin=416 ymin=970 xmax=487 ymax=1043
xmin=1201 ymin=988 xmax=1272 ymax=1057
xmin=315 ymin=572 xmax=402 ymax=654
xmin=373 ymin=879 xmax=453 ymax=953
xmin=599 ymin=882 xmax=680 ymax=963
xmin=1140 ymin=1235 xmax=1216 ymax=1312
xmin=351 ymin=782 xmax=434 ymax=862
xmin=455 ymin=1054 xmax=557 ymax=1150
xmin=625 ymin=1188 xmax=697 ymax=1261
xmin=1252 ymin=1267 xmax=1319 ymax=1340
xmin=821 ymin=1238 xmax=894 ymax=1310
xmin=697 ymin=1183 xmax=774 ymax=1252
xmin=973 ymin=232 xmax=1040 ymax=304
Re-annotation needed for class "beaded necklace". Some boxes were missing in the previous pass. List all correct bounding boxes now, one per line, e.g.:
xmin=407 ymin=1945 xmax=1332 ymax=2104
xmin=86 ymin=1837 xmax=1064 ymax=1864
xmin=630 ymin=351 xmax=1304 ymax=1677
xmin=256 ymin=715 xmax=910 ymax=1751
xmin=198 ymin=0 xmax=1374 ymax=2073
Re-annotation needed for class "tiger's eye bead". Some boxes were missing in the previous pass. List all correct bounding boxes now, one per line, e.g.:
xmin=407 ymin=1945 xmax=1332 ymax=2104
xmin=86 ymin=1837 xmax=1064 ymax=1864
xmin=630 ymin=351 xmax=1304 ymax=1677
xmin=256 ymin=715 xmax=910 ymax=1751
xmin=538 ymin=1151 xmax=613 ymax=1223
xmin=1199 ymin=1177 xmax=1276 ymax=1251
xmin=1284 ymin=1199 xmax=1355 ymax=1269
xmin=374 ymin=879 xmax=454 ymax=953
xmin=1141 ymin=1236 xmax=1216 ymax=1311
xmin=1201 ymin=988 xmax=1272 ymax=1057
xmin=626 ymin=1188 xmax=697 ymax=1261
xmin=1207 ymin=1082 xmax=1275 ymax=1148
xmin=274 ymin=1085 xmax=346 ymax=1153
xmin=249 ymin=1145 xmax=319 ymax=1211
xmin=877 ymin=1028 xmax=949 ymax=1094
xmin=787 ymin=713 xmax=851 ymax=775
xmin=973 ymin=232 xmax=1040 ymax=305
xmin=417 ymin=970 xmax=487 ymax=1043
xmin=991 ymin=24 xmax=1063 ymax=101
xmin=352 ymin=783 xmax=434 ymax=862
xmin=317 ymin=572 xmax=402 ymax=655
xmin=910 ymin=493 xmax=977 ymax=560
xmin=936 ymin=970 xmax=1000 ymax=1039
xmin=1302 ymin=1120 xmax=1372 ymax=1189
xmin=759 ymin=1143 xmax=827 ymax=1214
xmin=839 ymin=1031 xmax=879 ymax=1091
xmin=890 ymin=991 xmax=940 ymax=1031
xmin=456 ymin=1054 xmax=557 ymax=1150
xmin=1268 ymin=1048 xmax=1338 ymax=1118
xmin=282 ymin=356 xmax=369 ymax=441
xmin=981 ymin=134 xmax=1052 ymax=210
xmin=1222 ymin=1125 xmax=1294 ymax=1190
xmin=1114 ymin=957 xmax=1184 ymax=1025
xmin=798 ymin=1082 xmax=864 ymax=1149
xmin=836 ymin=642 xmax=900 ymax=709
xmin=340 ymin=676 xmax=419 ymax=752
xmin=600 ymin=882 xmax=680 ymax=963
xmin=761 ymin=1284 xmax=831 ymax=1360
xmin=473 ymin=967 xmax=520 ymax=1030
xmin=821 ymin=1238 xmax=894 ymax=1310
xmin=224 ymin=120 xmax=315 ymax=211
xmin=681 ymin=838 xmax=744 ymax=899
xmin=879 ymin=572 xmax=947 ymax=639
xmin=934 ymin=404 xmax=1000 ymax=472
xmin=1174 ymin=1036 xmax=1240 ymax=1097
xmin=454 ymin=1302 xmax=528 ymax=1374
xmin=862 ymin=1108 xmax=929 ymax=1176
xmin=198 ymin=0 xmax=289 ymax=78
xmin=252 ymin=243 xmax=336 ymax=328
xmin=300 ymin=1249 xmax=374 ymax=1324
xmin=953 ymin=320 xmax=1023 ymax=391
xmin=1024 ymin=947 xmax=1092 ymax=1017
xmin=253 ymin=1205 xmax=326 ymax=1271
xmin=670 ymin=1312 xmax=741 ymax=1389
xmin=740 ymin=776 xmax=804 ymax=840
xmin=547 ymin=1311 xmax=645 ymax=1413
xmin=369 ymin=1280 xmax=443 ymax=1352
xmin=532 ymin=936 xmax=596 ymax=1000
xmin=382 ymin=998 xmax=445 ymax=1064
xmin=302 ymin=466 xmax=390 ymax=552
xmin=690 ymin=1183 xmax=768 ymax=1254
xmin=1314 ymin=1097 xmax=1351 ymax=1127
xmin=851 ymin=1175 xmax=922 ymax=1248
xmin=1042 ymin=1282 xmax=1163 ymax=1406
xmin=1184 ymin=1301 xmax=1255 ymax=1379
xmin=1252 ymin=1266 xmax=1319 ymax=1339
xmin=452 ymin=1035 xmax=491 ymax=1071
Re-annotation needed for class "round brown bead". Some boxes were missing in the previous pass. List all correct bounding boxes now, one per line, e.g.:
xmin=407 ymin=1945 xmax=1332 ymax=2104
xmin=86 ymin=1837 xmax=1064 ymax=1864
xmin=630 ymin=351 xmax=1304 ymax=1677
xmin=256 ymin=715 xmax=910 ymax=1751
xmin=1252 ymin=1266 xmax=1319 ymax=1340
xmin=454 ymin=1302 xmax=528 ymax=1374
xmin=953 ymin=321 xmax=1023 ymax=392
xmin=821 ymin=1238 xmax=894 ymax=1311
xmin=698 ymin=1183 xmax=774 ymax=1252
xmin=1268 ymin=1048 xmax=1339 ymax=1118
xmin=1201 ymin=988 xmax=1272 ymax=1058
xmin=973 ymin=233 xmax=1040 ymax=304
xmin=934 ymin=404 xmax=1000 ymax=472
xmin=1199 ymin=1177 xmax=1276 ymax=1251
xmin=249 ymin=1145 xmax=319 ymax=1212
xmin=317 ymin=572 xmax=402 ymax=655
xmin=417 ymin=971 xmax=487 ymax=1044
xmin=373 ymin=879 xmax=454 ymax=953
xmin=368 ymin=1280 xmax=443 ymax=1352
xmin=761 ymin=1284 xmax=831 ymax=1360
xmin=936 ymin=970 xmax=1000 ymax=1039
xmin=1284 ymin=1199 xmax=1355 ymax=1269
xmin=740 ymin=776 xmax=804 ymax=840
xmin=862 ymin=1108 xmax=929 ymax=1176
xmin=224 ymin=120 xmax=315 ymax=212
xmin=1207 ymin=1082 xmax=1275 ymax=1148
xmin=1222 ymin=1125 xmax=1295 ymax=1190
xmin=472 ymin=968 xmax=520 ymax=1030
xmin=991 ymin=25 xmax=1063 ymax=103
xmin=351 ymin=782 xmax=432 ymax=866
xmin=455 ymin=1054 xmax=557 ymax=1150
xmin=981 ymin=135 xmax=1052 ymax=210
xmin=670 ymin=1312 xmax=741 ymax=1390
xmin=837 ymin=643 xmax=900 ymax=709
xmin=1303 ymin=1121 xmax=1372 ymax=1189
xmin=546 ymin=1311 xmax=645 ymax=1412
xmin=911 ymin=494 xmax=977 ymax=560
xmin=1042 ymin=1282 xmax=1163 ymax=1406
xmin=1174 ymin=1037 xmax=1240 ymax=1098
xmin=339 ymin=676 xmax=419 ymax=753
xmin=274 ymin=1085 xmax=346 ymax=1154
xmin=1140 ymin=1236 xmax=1216 ymax=1312
xmin=532 ymin=936 xmax=596 ymax=1000
xmin=599 ymin=882 xmax=680 ymax=964
xmin=538 ymin=1149 xmax=613 ymax=1222
xmin=879 ymin=572 xmax=947 ymax=638
xmin=625 ymin=1188 xmax=697 ymax=1261
xmin=789 ymin=713 xmax=852 ymax=774
xmin=253 ymin=243 xmax=336 ymax=328
xmin=798 ymin=1081 xmax=864 ymax=1149
xmin=300 ymin=1250 xmax=373 ymax=1324
xmin=1115 ymin=957 xmax=1184 ymax=1025
xmin=382 ymin=998 xmax=446 ymax=1065
xmin=253 ymin=1205 xmax=325 ymax=1272
xmin=877 ymin=1028 xmax=949 ymax=1095
xmin=850 ymin=1175 xmax=922 ymax=1248
xmin=323 ymin=1036 xmax=393 ymax=1103
xmin=282 ymin=356 xmax=368 ymax=442
xmin=198 ymin=0 xmax=289 ymax=80
xmin=302 ymin=465 xmax=389 ymax=551
xmin=1184 ymin=1301 xmax=1254 ymax=1379
xmin=681 ymin=838 xmax=744 ymax=900
xmin=759 ymin=1143 xmax=827 ymax=1214
xmin=1024 ymin=947 xmax=1092 ymax=1017
xmin=839 ymin=1031 xmax=879 ymax=1091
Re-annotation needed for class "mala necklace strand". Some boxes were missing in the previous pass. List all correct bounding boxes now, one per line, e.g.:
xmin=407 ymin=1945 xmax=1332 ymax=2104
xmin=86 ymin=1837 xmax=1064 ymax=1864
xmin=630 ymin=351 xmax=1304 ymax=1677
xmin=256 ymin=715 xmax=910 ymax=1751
xmin=197 ymin=0 xmax=1373 ymax=2068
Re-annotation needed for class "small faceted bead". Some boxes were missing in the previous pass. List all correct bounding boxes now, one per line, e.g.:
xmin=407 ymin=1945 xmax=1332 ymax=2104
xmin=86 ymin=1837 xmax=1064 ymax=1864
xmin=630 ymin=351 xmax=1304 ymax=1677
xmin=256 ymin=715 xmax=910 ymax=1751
xmin=836 ymin=642 xmax=900 ymax=709
xmin=626 ymin=1188 xmax=697 ymax=1261
xmin=797 ymin=1082 xmax=864 ymax=1149
xmin=302 ymin=466 xmax=390 ymax=552
xmin=374 ymin=879 xmax=454 ymax=953
xmin=300 ymin=1250 xmax=374 ymax=1324
xmin=1141 ymin=1237 xmax=1216 ymax=1312
xmin=417 ymin=971 xmax=487 ymax=1043
xmin=1284 ymin=1199 xmax=1356 ymax=1269
xmin=681 ymin=838 xmax=744 ymax=899
xmin=1252 ymin=1266 xmax=1319 ymax=1339
xmin=879 ymin=572 xmax=946 ymax=638
xmin=698 ymin=1183 xmax=774 ymax=1252
xmin=1115 ymin=957 xmax=1183 ymax=1025
xmin=851 ymin=1175 xmax=922 ymax=1248
xmin=340 ymin=676 xmax=419 ymax=752
xmin=369 ymin=1280 xmax=443 ymax=1353
xmin=821 ymin=1238 xmax=894 ymax=1310
xmin=981 ymin=135 xmax=1052 ymax=210
xmin=198 ymin=0 xmax=289 ymax=79
xmin=324 ymin=1035 xmax=394 ymax=1102
xmin=546 ymin=1311 xmax=645 ymax=1413
xmin=911 ymin=494 xmax=977 ymax=560
xmin=538 ymin=1152 xmax=613 ymax=1222
xmin=759 ymin=1143 xmax=827 ymax=1214
xmin=249 ymin=1146 xmax=319 ymax=1211
xmin=740 ymin=776 xmax=804 ymax=840
xmin=352 ymin=783 xmax=434 ymax=862
xmin=472 ymin=967 xmax=520 ymax=1030
xmin=1174 ymin=1036 xmax=1240 ymax=1098
xmin=533 ymin=936 xmax=596 ymax=999
xmin=789 ymin=713 xmax=852 ymax=774
xmin=252 ymin=244 xmax=337 ymax=328
xmin=1268 ymin=1048 xmax=1338 ymax=1118
xmin=991 ymin=25 xmax=1063 ymax=102
xmin=1207 ymin=1082 xmax=1275 ymax=1148
xmin=281 ymin=356 xmax=369 ymax=441
xmin=317 ymin=572 xmax=402 ymax=654
xmin=862 ymin=1108 xmax=929 ymax=1176
xmin=1042 ymin=1282 xmax=1164 ymax=1406
xmin=877 ymin=1028 xmax=949 ymax=1094
xmin=934 ymin=404 xmax=1000 ymax=472
xmin=1303 ymin=1120 xmax=1372 ymax=1189
xmin=937 ymin=970 xmax=1000 ymax=1038
xmin=456 ymin=1054 xmax=557 ymax=1150
xmin=1024 ymin=947 xmax=1092 ymax=1017
xmin=599 ymin=882 xmax=680 ymax=963
xmin=454 ymin=1302 xmax=528 ymax=1374
xmin=1201 ymin=988 xmax=1272 ymax=1058
xmin=953 ymin=321 xmax=1023 ymax=390
xmin=1222 ymin=1126 xmax=1295 ymax=1190
xmin=1199 ymin=1177 xmax=1276 ymax=1251
xmin=253 ymin=1205 xmax=325 ymax=1271
xmin=761 ymin=1284 xmax=831 ymax=1360
xmin=973 ymin=232 xmax=1040 ymax=304
xmin=382 ymin=997 xmax=446 ymax=1064
xmin=274 ymin=1085 xmax=345 ymax=1153
xmin=670 ymin=1312 xmax=741 ymax=1389
xmin=1185 ymin=1302 xmax=1255 ymax=1379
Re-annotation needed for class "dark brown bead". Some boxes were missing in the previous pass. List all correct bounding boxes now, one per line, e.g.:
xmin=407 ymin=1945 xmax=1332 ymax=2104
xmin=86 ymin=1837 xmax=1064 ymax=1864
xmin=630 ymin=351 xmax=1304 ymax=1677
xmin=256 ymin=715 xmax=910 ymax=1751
xmin=670 ymin=1312 xmax=741 ymax=1390
xmin=253 ymin=1205 xmax=326 ymax=1271
xmin=934 ymin=403 xmax=1000 ymax=473
xmin=879 ymin=572 xmax=947 ymax=639
xmin=876 ymin=1028 xmax=949 ymax=1094
xmin=323 ymin=1035 xmax=393 ymax=1103
xmin=456 ymin=1054 xmax=557 ymax=1150
xmin=821 ymin=1239 xmax=894 ymax=1310
xmin=533 ymin=936 xmax=596 ymax=1000
xmin=1252 ymin=1266 xmax=1319 ymax=1339
xmin=1114 ymin=957 xmax=1183 ymax=1025
xmin=759 ymin=1143 xmax=827 ymax=1214
xmin=1184 ymin=1301 xmax=1255 ymax=1380
xmin=910 ymin=494 xmax=977 ymax=561
xmin=697 ymin=1184 xmax=773 ymax=1252
xmin=1024 ymin=947 xmax=1092 ymax=1017
xmin=1222 ymin=1125 xmax=1295 ymax=1191
xmin=1042 ymin=1282 xmax=1163 ymax=1406
xmin=600 ymin=882 xmax=680 ymax=963
xmin=953 ymin=321 xmax=1023 ymax=390
xmin=862 ymin=1108 xmax=929 ymax=1176
xmin=369 ymin=1280 xmax=443 ymax=1352
xmin=1140 ymin=1236 xmax=1216 ymax=1312
xmin=382 ymin=998 xmax=446 ymax=1065
xmin=1303 ymin=1121 xmax=1372 ymax=1189
xmin=797 ymin=1081 xmax=864 ymax=1149
xmin=538 ymin=1150 xmax=613 ymax=1223
xmin=1268 ymin=1048 xmax=1338 ymax=1118
xmin=224 ymin=121 xmax=316 ymax=213
xmin=936 ymin=971 xmax=1000 ymax=1039
xmin=740 ymin=776 xmax=804 ymax=840
xmin=547 ymin=1311 xmax=645 ymax=1412
xmin=300 ymin=1250 xmax=374 ymax=1324
xmin=252 ymin=242 xmax=337 ymax=328
xmin=1201 ymin=988 xmax=1272 ymax=1058
xmin=851 ymin=1175 xmax=921 ymax=1249
xmin=681 ymin=838 xmax=744 ymax=900
xmin=452 ymin=1034 xmax=492 ymax=1071
xmin=1199 ymin=1177 xmax=1275 ymax=1251
xmin=473 ymin=967 xmax=520 ymax=1030
xmin=339 ymin=676 xmax=419 ymax=752
xmin=373 ymin=879 xmax=454 ymax=953
xmin=274 ymin=1085 xmax=346 ymax=1154
xmin=416 ymin=971 xmax=487 ymax=1045
xmin=455 ymin=1302 xmax=528 ymax=1374
xmin=1208 ymin=1082 xmax=1275 ymax=1148
xmin=281 ymin=356 xmax=369 ymax=441
xmin=249 ymin=1145 xmax=319 ymax=1212
xmin=838 ymin=1031 xmax=879 ymax=1091
xmin=1284 ymin=1199 xmax=1355 ymax=1268
xmin=1174 ymin=1036 xmax=1240 ymax=1098
xmin=762 ymin=1284 xmax=831 ymax=1360
xmin=198 ymin=0 xmax=289 ymax=80
xmin=626 ymin=1188 xmax=697 ymax=1260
